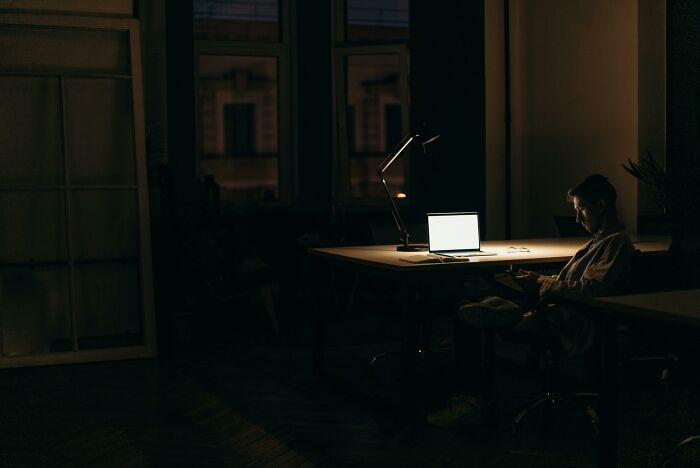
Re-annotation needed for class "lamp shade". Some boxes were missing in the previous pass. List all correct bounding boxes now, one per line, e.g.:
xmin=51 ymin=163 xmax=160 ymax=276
xmin=415 ymin=123 xmax=440 ymax=146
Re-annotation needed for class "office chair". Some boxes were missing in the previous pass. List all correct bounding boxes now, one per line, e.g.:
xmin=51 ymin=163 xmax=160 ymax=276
xmin=188 ymin=224 xmax=280 ymax=334
xmin=502 ymin=249 xmax=641 ymax=434
xmin=503 ymin=249 xmax=677 ymax=435
xmin=503 ymin=294 xmax=601 ymax=435
xmin=552 ymin=217 xmax=675 ymax=384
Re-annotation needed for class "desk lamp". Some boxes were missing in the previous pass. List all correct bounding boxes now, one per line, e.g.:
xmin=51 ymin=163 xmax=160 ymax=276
xmin=376 ymin=124 xmax=440 ymax=251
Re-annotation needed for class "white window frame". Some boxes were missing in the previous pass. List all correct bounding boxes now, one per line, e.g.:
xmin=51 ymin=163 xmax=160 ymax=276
xmin=0 ymin=13 xmax=156 ymax=367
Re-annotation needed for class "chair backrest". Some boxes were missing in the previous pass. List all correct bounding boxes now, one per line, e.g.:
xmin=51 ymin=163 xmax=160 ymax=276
xmin=613 ymin=248 xmax=642 ymax=295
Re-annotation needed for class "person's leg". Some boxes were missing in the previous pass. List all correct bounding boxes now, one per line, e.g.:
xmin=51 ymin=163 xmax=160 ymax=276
xmin=428 ymin=298 xmax=525 ymax=427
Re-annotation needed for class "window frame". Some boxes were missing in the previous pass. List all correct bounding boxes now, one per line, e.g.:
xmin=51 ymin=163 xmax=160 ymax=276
xmin=331 ymin=0 xmax=410 ymax=207
xmin=193 ymin=0 xmax=292 ymax=207
xmin=0 ymin=12 xmax=156 ymax=367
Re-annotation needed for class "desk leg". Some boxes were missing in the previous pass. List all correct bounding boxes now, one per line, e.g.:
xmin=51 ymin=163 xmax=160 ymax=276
xmin=312 ymin=263 xmax=326 ymax=377
xmin=401 ymin=285 xmax=417 ymax=413
xmin=599 ymin=314 xmax=618 ymax=468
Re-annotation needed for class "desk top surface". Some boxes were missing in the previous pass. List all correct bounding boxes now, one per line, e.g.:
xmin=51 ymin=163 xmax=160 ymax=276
xmin=591 ymin=289 xmax=700 ymax=327
xmin=307 ymin=234 xmax=671 ymax=272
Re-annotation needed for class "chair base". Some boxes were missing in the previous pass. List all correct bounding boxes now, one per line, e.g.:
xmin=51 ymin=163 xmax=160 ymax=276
xmin=509 ymin=391 xmax=599 ymax=435
xmin=369 ymin=347 xmax=454 ymax=369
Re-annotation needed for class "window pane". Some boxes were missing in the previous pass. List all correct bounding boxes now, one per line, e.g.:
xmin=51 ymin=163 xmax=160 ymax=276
xmin=0 ymin=77 xmax=63 ymax=187
xmin=75 ymin=262 xmax=142 ymax=350
xmin=64 ymin=78 xmax=136 ymax=186
xmin=346 ymin=55 xmax=403 ymax=198
xmin=346 ymin=0 xmax=409 ymax=41
xmin=198 ymin=55 xmax=279 ymax=202
xmin=0 ymin=192 xmax=67 ymax=263
xmin=0 ymin=26 xmax=130 ymax=75
xmin=194 ymin=0 xmax=280 ymax=42
xmin=0 ymin=266 xmax=71 ymax=356
xmin=70 ymin=190 xmax=139 ymax=261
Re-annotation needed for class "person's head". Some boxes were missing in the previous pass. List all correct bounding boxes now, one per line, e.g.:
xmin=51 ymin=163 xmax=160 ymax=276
xmin=567 ymin=174 xmax=618 ymax=234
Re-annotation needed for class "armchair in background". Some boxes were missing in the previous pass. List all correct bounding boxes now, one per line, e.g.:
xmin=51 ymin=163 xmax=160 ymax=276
xmin=186 ymin=223 xmax=280 ymax=338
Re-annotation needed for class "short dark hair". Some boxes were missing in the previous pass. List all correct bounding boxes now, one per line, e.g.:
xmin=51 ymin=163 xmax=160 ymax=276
xmin=567 ymin=174 xmax=617 ymax=208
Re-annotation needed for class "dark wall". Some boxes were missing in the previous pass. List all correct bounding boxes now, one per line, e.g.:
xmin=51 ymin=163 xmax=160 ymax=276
xmin=409 ymin=1 xmax=486 ymax=221
xmin=295 ymin=0 xmax=333 ymax=213
xmin=666 ymin=0 xmax=700 ymax=287
xmin=667 ymin=0 xmax=700 ymax=182
xmin=165 ymin=1 xmax=197 ymax=217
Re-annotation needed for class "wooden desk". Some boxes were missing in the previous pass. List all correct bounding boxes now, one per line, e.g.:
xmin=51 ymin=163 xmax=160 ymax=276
xmin=588 ymin=289 xmax=700 ymax=468
xmin=310 ymin=235 xmax=670 ymax=272
xmin=307 ymin=235 xmax=670 ymax=412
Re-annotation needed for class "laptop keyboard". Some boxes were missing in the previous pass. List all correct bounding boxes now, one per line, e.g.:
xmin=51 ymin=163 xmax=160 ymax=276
xmin=441 ymin=251 xmax=497 ymax=258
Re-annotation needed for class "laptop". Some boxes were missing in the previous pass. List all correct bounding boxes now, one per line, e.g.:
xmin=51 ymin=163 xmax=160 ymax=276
xmin=427 ymin=212 xmax=497 ymax=258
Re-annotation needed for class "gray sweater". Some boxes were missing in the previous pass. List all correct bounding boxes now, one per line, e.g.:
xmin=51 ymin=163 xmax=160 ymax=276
xmin=537 ymin=227 xmax=635 ymax=356
xmin=539 ymin=228 xmax=635 ymax=298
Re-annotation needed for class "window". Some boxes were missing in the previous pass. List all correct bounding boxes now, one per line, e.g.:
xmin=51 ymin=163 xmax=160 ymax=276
xmin=0 ymin=14 xmax=156 ymax=365
xmin=333 ymin=0 xmax=409 ymax=203
xmin=194 ymin=0 xmax=290 ymax=205
xmin=224 ymin=104 xmax=256 ymax=156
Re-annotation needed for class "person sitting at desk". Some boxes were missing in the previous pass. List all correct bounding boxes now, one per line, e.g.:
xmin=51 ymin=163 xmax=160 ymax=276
xmin=427 ymin=174 xmax=636 ymax=427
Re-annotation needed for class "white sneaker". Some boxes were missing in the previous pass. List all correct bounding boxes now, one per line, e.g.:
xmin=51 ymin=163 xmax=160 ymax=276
xmin=426 ymin=395 xmax=485 ymax=428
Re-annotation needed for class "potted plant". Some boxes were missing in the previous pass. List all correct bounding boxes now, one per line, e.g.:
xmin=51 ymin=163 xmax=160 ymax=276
xmin=622 ymin=152 xmax=700 ymax=286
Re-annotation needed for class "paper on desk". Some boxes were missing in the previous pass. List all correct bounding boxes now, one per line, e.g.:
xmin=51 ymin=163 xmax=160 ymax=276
xmin=400 ymin=254 xmax=470 ymax=264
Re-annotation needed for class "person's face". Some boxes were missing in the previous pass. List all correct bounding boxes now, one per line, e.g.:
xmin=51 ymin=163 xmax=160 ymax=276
xmin=572 ymin=195 xmax=605 ymax=233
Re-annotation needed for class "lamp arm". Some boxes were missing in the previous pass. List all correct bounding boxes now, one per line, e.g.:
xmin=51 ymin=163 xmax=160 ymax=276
xmin=379 ymin=174 xmax=410 ymax=246
xmin=374 ymin=125 xmax=438 ymax=251
xmin=376 ymin=134 xmax=416 ymax=247
xmin=377 ymin=134 xmax=415 ymax=175
xmin=377 ymin=134 xmax=415 ymax=247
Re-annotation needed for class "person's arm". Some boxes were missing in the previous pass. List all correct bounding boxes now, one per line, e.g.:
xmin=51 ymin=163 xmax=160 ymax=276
xmin=537 ymin=237 xmax=633 ymax=298
xmin=512 ymin=270 xmax=544 ymax=294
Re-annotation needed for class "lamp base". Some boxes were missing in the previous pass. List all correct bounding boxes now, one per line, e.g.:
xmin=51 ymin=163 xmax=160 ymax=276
xmin=396 ymin=244 xmax=428 ymax=252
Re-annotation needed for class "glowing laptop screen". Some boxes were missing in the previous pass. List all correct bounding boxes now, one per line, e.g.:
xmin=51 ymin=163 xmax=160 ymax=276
xmin=428 ymin=212 xmax=480 ymax=252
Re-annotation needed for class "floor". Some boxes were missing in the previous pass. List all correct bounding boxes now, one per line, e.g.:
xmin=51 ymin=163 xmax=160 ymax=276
xmin=1 ymin=296 xmax=699 ymax=467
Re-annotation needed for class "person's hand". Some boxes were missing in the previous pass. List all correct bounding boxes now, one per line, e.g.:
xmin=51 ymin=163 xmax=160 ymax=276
xmin=513 ymin=269 xmax=541 ymax=293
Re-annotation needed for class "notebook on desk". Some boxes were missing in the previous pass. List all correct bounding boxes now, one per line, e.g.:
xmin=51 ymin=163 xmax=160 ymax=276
xmin=427 ymin=212 xmax=497 ymax=258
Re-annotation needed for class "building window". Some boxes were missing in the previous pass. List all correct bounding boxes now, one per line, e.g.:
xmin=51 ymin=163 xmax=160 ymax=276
xmin=346 ymin=0 xmax=409 ymax=42
xmin=224 ymin=104 xmax=256 ymax=156
xmin=194 ymin=0 xmax=290 ymax=205
xmin=346 ymin=54 xmax=402 ymax=198
xmin=194 ymin=0 xmax=280 ymax=42
xmin=333 ymin=0 xmax=409 ymax=203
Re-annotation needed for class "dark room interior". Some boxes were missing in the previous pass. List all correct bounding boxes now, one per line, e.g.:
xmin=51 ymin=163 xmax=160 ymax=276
xmin=0 ymin=0 xmax=699 ymax=466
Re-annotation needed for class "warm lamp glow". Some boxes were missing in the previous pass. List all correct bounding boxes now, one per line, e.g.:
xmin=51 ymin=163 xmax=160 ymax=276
xmin=395 ymin=192 xmax=407 ymax=199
